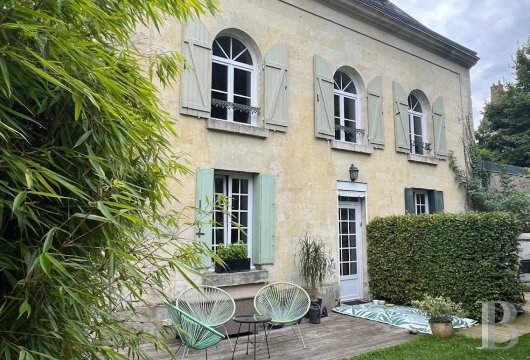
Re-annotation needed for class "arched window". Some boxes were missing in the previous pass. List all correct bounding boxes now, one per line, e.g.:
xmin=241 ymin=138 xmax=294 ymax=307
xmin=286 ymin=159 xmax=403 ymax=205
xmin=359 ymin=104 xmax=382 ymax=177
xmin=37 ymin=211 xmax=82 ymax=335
xmin=211 ymin=35 xmax=257 ymax=124
xmin=334 ymin=71 xmax=360 ymax=143
xmin=408 ymin=93 xmax=427 ymax=155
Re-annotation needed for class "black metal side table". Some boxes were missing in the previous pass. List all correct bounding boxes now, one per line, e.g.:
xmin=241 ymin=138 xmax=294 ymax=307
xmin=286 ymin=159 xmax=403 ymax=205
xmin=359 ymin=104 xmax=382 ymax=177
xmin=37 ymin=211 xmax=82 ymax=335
xmin=231 ymin=314 xmax=271 ymax=359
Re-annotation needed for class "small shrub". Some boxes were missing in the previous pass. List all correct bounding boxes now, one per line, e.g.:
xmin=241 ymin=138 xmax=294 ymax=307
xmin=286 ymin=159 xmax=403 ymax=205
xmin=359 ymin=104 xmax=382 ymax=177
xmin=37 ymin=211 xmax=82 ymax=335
xmin=217 ymin=241 xmax=248 ymax=260
xmin=296 ymin=233 xmax=335 ymax=291
xmin=412 ymin=295 xmax=465 ymax=323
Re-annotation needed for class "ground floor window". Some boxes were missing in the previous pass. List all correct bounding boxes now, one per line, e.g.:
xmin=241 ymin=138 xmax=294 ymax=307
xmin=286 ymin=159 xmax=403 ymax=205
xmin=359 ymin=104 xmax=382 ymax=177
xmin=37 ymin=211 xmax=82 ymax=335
xmin=213 ymin=173 xmax=252 ymax=256
xmin=405 ymin=188 xmax=444 ymax=214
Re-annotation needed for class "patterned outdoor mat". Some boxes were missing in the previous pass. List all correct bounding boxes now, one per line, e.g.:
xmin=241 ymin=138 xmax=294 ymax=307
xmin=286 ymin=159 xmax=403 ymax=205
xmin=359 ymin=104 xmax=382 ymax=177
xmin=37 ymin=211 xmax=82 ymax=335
xmin=332 ymin=303 xmax=477 ymax=334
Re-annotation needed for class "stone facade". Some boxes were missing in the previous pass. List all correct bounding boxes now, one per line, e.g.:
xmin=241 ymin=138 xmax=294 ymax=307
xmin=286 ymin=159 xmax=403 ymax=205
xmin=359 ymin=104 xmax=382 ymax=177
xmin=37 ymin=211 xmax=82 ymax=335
xmin=138 ymin=0 xmax=478 ymax=314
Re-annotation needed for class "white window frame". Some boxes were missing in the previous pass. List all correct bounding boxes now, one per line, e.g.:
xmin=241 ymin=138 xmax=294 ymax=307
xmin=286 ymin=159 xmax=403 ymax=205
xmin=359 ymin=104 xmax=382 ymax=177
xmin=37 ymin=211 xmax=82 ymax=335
xmin=408 ymin=94 xmax=428 ymax=155
xmin=212 ymin=172 xmax=253 ymax=259
xmin=211 ymin=36 xmax=257 ymax=126
xmin=414 ymin=190 xmax=429 ymax=214
xmin=334 ymin=72 xmax=361 ymax=144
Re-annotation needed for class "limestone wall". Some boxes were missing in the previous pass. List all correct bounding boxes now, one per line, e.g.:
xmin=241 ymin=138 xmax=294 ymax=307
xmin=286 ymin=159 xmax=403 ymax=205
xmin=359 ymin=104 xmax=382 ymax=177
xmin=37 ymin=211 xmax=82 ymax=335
xmin=137 ymin=0 xmax=473 ymax=306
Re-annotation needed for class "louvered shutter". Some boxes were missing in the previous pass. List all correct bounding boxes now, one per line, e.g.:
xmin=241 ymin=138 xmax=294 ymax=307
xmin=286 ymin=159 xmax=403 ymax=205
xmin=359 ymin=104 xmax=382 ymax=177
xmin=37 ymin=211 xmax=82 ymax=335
xmin=252 ymin=174 xmax=276 ymax=264
xmin=180 ymin=20 xmax=212 ymax=118
xmin=314 ymin=55 xmax=334 ymax=139
xmin=432 ymin=97 xmax=447 ymax=159
xmin=428 ymin=190 xmax=444 ymax=213
xmin=393 ymin=81 xmax=410 ymax=153
xmin=367 ymin=76 xmax=384 ymax=148
xmin=404 ymin=188 xmax=415 ymax=214
xmin=264 ymin=43 xmax=288 ymax=131
xmin=195 ymin=168 xmax=214 ymax=267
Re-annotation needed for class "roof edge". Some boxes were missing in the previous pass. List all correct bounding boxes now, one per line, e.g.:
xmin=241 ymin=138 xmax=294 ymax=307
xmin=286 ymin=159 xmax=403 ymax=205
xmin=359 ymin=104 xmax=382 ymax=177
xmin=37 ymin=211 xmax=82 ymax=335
xmin=317 ymin=0 xmax=479 ymax=68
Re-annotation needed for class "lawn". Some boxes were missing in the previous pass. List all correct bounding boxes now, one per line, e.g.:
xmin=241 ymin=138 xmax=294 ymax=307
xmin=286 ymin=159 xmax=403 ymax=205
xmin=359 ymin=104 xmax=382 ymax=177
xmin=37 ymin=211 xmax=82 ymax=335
xmin=350 ymin=333 xmax=530 ymax=360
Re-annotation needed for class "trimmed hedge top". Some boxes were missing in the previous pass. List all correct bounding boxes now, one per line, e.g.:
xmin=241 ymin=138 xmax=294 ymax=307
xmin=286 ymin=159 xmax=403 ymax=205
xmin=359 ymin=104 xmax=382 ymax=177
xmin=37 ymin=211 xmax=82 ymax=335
xmin=367 ymin=212 xmax=523 ymax=320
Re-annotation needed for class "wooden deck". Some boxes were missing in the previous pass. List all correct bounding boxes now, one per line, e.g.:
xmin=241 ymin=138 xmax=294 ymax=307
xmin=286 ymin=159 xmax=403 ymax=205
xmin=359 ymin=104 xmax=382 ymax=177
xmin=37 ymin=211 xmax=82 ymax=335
xmin=140 ymin=311 xmax=415 ymax=359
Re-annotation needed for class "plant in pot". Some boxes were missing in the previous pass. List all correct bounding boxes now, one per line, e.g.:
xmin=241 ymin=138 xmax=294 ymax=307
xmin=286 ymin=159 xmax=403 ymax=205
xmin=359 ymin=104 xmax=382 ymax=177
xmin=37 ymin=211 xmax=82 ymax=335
xmin=296 ymin=233 xmax=335 ymax=302
xmin=412 ymin=295 xmax=465 ymax=338
xmin=214 ymin=241 xmax=251 ymax=273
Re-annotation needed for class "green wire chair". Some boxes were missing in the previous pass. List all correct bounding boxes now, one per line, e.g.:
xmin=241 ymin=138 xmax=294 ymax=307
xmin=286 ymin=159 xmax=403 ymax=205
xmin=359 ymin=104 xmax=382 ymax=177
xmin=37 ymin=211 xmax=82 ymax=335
xmin=176 ymin=286 xmax=236 ymax=349
xmin=254 ymin=282 xmax=311 ymax=348
xmin=164 ymin=301 xmax=225 ymax=359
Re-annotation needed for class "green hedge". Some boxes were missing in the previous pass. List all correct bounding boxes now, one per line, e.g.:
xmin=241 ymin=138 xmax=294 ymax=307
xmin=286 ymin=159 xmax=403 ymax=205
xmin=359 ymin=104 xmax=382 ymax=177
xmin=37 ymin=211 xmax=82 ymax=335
xmin=367 ymin=212 xmax=524 ymax=320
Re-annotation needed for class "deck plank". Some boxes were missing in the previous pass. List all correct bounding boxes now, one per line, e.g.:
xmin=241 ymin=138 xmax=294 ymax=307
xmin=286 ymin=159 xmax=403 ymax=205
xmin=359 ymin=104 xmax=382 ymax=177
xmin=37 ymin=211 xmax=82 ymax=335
xmin=139 ymin=311 xmax=416 ymax=359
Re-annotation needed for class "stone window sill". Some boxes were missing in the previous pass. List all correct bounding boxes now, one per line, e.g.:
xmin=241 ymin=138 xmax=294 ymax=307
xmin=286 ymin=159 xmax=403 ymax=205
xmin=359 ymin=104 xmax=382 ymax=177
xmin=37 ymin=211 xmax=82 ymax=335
xmin=407 ymin=153 xmax=439 ymax=165
xmin=331 ymin=140 xmax=374 ymax=154
xmin=202 ymin=269 xmax=269 ymax=287
xmin=207 ymin=118 xmax=268 ymax=138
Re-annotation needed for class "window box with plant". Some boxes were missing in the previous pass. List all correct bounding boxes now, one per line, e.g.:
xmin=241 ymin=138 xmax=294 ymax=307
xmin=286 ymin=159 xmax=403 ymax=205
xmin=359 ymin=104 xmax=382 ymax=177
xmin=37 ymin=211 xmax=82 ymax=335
xmin=412 ymin=295 xmax=465 ymax=338
xmin=214 ymin=241 xmax=251 ymax=273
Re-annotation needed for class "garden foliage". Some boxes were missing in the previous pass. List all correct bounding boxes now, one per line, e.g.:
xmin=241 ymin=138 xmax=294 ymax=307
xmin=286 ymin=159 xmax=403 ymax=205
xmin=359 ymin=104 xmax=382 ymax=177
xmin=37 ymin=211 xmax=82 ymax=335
xmin=0 ymin=1 xmax=218 ymax=359
xmin=367 ymin=212 xmax=524 ymax=320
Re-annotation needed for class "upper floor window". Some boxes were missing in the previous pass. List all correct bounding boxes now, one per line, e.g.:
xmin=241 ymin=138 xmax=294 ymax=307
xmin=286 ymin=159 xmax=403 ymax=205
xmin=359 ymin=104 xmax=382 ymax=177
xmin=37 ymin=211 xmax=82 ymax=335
xmin=334 ymin=71 xmax=360 ymax=143
xmin=408 ymin=93 xmax=428 ymax=155
xmin=211 ymin=35 xmax=257 ymax=124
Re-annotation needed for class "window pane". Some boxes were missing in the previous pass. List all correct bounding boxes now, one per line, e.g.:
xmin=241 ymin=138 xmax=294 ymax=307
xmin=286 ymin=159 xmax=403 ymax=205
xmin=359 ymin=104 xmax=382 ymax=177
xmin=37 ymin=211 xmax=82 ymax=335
xmin=240 ymin=179 xmax=248 ymax=193
xmin=340 ymin=208 xmax=347 ymax=220
xmin=215 ymin=229 xmax=224 ymax=244
xmin=231 ymin=196 xmax=239 ymax=209
xmin=341 ymin=249 xmax=349 ymax=262
xmin=215 ymin=177 xmax=224 ymax=193
xmin=344 ymin=97 xmax=355 ymax=120
xmin=240 ymin=212 xmax=248 ymax=227
xmin=333 ymin=72 xmax=341 ymax=90
xmin=334 ymin=94 xmax=340 ymax=117
xmin=342 ymin=263 xmax=349 ymax=276
xmin=344 ymin=79 xmax=356 ymax=94
xmin=341 ymin=221 xmax=348 ymax=234
xmin=350 ymin=262 xmax=357 ymax=275
xmin=335 ymin=118 xmax=341 ymax=140
xmin=211 ymin=91 xmax=227 ymax=120
xmin=212 ymin=62 xmax=228 ymax=91
xmin=348 ymin=221 xmax=356 ymax=234
xmin=345 ymin=119 xmax=355 ymax=143
xmin=349 ymin=234 xmax=356 ymax=247
xmin=234 ymin=68 xmax=251 ymax=97
xmin=232 ymin=178 xmax=240 ymax=193
xmin=233 ymin=96 xmax=250 ymax=123
xmin=350 ymin=248 xmax=357 ymax=261
xmin=240 ymin=231 xmax=247 ymax=242
xmin=213 ymin=36 xmax=230 ymax=58
xmin=341 ymin=235 xmax=348 ymax=248
xmin=240 ymin=195 xmax=248 ymax=210
xmin=231 ymin=230 xmax=239 ymax=243
xmin=413 ymin=116 xmax=422 ymax=135
xmin=232 ymin=38 xmax=252 ymax=64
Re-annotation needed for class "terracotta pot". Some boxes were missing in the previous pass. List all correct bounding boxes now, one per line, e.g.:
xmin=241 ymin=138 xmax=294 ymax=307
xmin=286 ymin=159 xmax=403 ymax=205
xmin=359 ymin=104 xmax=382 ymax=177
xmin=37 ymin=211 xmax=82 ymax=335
xmin=430 ymin=322 xmax=453 ymax=338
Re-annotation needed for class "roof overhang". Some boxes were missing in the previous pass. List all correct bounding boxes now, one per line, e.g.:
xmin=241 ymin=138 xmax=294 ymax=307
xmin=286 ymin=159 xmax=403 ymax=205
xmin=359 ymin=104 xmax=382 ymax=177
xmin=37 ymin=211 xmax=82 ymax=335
xmin=316 ymin=0 xmax=479 ymax=68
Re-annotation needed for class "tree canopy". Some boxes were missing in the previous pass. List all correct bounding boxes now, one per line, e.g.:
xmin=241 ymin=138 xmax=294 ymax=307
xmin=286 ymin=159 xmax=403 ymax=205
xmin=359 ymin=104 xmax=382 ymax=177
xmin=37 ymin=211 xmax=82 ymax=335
xmin=477 ymin=38 xmax=530 ymax=168
xmin=0 ymin=1 xmax=218 ymax=359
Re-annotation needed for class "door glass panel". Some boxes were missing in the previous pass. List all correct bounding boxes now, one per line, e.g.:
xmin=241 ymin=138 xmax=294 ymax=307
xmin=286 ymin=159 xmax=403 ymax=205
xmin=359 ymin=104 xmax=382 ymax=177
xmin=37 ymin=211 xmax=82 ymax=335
xmin=338 ymin=204 xmax=358 ymax=279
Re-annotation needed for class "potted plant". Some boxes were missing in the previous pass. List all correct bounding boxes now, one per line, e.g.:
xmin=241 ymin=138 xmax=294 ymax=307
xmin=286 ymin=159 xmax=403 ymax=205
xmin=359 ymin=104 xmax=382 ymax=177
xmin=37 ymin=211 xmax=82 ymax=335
xmin=296 ymin=233 xmax=335 ymax=301
xmin=214 ymin=241 xmax=251 ymax=273
xmin=412 ymin=295 xmax=465 ymax=338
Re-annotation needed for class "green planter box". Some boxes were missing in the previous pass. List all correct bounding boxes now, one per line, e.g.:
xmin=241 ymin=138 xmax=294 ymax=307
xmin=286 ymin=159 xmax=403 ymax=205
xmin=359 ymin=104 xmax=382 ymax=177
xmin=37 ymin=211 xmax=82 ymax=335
xmin=215 ymin=258 xmax=251 ymax=273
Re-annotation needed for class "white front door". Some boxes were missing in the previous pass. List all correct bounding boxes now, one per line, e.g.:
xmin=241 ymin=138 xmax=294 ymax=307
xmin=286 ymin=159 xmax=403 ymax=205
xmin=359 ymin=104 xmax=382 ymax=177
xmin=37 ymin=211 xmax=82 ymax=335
xmin=338 ymin=200 xmax=362 ymax=300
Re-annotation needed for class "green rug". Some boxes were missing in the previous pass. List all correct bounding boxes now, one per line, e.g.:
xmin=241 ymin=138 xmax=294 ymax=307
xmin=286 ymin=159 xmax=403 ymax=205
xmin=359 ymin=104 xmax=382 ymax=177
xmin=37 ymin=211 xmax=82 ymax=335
xmin=333 ymin=304 xmax=477 ymax=334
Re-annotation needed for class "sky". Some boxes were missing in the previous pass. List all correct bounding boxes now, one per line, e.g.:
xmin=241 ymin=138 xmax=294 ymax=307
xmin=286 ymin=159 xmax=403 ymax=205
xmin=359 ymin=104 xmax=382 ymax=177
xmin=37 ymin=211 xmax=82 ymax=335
xmin=393 ymin=0 xmax=530 ymax=128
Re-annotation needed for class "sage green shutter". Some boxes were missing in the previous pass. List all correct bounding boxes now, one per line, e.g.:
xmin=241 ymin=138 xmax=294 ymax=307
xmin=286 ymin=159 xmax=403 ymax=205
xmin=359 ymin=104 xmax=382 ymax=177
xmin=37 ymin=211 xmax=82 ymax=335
xmin=367 ymin=76 xmax=384 ymax=148
xmin=195 ymin=168 xmax=214 ymax=267
xmin=264 ymin=43 xmax=288 ymax=132
xmin=432 ymin=97 xmax=447 ymax=159
xmin=314 ymin=55 xmax=334 ymax=139
xmin=393 ymin=81 xmax=410 ymax=153
xmin=180 ymin=20 xmax=212 ymax=118
xmin=428 ymin=190 xmax=444 ymax=213
xmin=404 ymin=188 xmax=415 ymax=214
xmin=252 ymin=174 xmax=276 ymax=264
